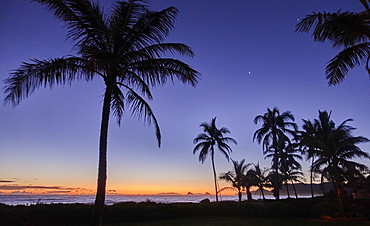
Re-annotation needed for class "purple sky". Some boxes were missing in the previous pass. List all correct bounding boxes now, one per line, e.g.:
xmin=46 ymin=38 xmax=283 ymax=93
xmin=0 ymin=0 xmax=369 ymax=195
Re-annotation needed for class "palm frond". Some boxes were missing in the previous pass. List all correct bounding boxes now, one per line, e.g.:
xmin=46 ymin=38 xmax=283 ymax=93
xmin=36 ymin=0 xmax=109 ymax=51
xmin=127 ymin=6 xmax=178 ymax=49
xmin=326 ymin=43 xmax=370 ymax=85
xmin=138 ymin=43 xmax=195 ymax=58
xmin=116 ymin=84 xmax=161 ymax=147
xmin=127 ymin=58 xmax=199 ymax=87
xmin=193 ymin=133 xmax=211 ymax=144
xmin=111 ymin=85 xmax=125 ymax=125
xmin=4 ymin=57 xmax=94 ymax=106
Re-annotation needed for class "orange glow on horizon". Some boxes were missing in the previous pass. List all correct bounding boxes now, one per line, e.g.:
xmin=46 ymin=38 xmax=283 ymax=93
xmin=0 ymin=185 xmax=244 ymax=196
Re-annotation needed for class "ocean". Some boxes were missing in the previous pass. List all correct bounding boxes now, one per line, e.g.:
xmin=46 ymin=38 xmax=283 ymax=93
xmin=0 ymin=194 xmax=282 ymax=206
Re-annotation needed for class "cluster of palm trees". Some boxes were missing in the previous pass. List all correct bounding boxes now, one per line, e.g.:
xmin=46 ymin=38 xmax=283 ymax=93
xmin=193 ymin=108 xmax=369 ymax=206
xmin=218 ymin=160 xmax=270 ymax=203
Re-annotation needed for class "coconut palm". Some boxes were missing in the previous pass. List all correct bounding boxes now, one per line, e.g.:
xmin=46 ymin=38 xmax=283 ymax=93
xmin=266 ymin=170 xmax=284 ymax=199
xmin=298 ymin=119 xmax=321 ymax=197
xmin=219 ymin=159 xmax=250 ymax=203
xmin=193 ymin=117 xmax=237 ymax=202
xmin=296 ymin=1 xmax=370 ymax=85
xmin=308 ymin=111 xmax=370 ymax=207
xmin=253 ymin=107 xmax=297 ymax=200
xmin=248 ymin=162 xmax=269 ymax=200
xmin=3 ymin=1 xmax=200 ymax=225
xmin=284 ymin=168 xmax=305 ymax=199
xmin=269 ymin=142 xmax=302 ymax=198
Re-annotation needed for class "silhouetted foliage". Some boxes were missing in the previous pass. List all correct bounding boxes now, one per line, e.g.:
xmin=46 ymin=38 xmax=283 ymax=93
xmin=2 ymin=198 xmax=370 ymax=225
xmin=296 ymin=1 xmax=370 ymax=85
xmin=3 ymin=1 xmax=200 ymax=225
xmin=253 ymin=107 xmax=297 ymax=200
xmin=219 ymin=159 xmax=251 ymax=203
xmin=297 ymin=110 xmax=370 ymax=207
xmin=193 ymin=117 xmax=237 ymax=202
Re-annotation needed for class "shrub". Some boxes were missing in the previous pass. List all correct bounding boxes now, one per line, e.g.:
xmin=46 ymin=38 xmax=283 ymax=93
xmin=311 ymin=201 xmax=340 ymax=218
xmin=264 ymin=202 xmax=294 ymax=218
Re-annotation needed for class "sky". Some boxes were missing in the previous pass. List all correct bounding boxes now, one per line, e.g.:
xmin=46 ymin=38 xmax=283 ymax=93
xmin=0 ymin=0 xmax=369 ymax=196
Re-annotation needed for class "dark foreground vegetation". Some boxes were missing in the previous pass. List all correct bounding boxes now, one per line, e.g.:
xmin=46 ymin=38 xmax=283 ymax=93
xmin=1 ymin=197 xmax=369 ymax=226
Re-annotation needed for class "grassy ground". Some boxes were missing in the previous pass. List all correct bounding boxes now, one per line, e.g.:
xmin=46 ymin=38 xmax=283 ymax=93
xmin=1 ymin=198 xmax=370 ymax=225
xmin=108 ymin=216 xmax=370 ymax=226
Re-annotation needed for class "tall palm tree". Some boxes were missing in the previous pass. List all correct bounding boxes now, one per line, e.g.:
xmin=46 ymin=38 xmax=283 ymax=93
xmin=306 ymin=111 xmax=370 ymax=207
xmin=193 ymin=117 xmax=237 ymax=202
xmin=296 ymin=1 xmax=370 ymax=85
xmin=219 ymin=159 xmax=249 ymax=203
xmin=3 ymin=1 xmax=199 ymax=225
xmin=253 ymin=107 xmax=297 ymax=200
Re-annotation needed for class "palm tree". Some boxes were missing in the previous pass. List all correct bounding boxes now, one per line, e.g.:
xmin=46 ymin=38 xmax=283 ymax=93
xmin=270 ymin=142 xmax=302 ymax=199
xmin=307 ymin=111 xmax=370 ymax=207
xmin=193 ymin=117 xmax=237 ymax=202
xmin=248 ymin=162 xmax=269 ymax=200
xmin=296 ymin=1 xmax=370 ymax=85
xmin=219 ymin=159 xmax=249 ymax=203
xmin=253 ymin=107 xmax=297 ymax=200
xmin=285 ymin=168 xmax=306 ymax=199
xmin=266 ymin=170 xmax=284 ymax=199
xmin=3 ymin=1 xmax=199 ymax=225
xmin=299 ymin=119 xmax=321 ymax=198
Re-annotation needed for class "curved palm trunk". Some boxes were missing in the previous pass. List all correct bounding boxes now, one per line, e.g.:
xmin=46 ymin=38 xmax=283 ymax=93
xmin=237 ymin=187 xmax=242 ymax=204
xmin=285 ymin=181 xmax=290 ymax=198
xmin=259 ymin=185 xmax=266 ymax=200
xmin=291 ymin=180 xmax=298 ymax=199
xmin=332 ymin=177 xmax=343 ymax=208
xmin=310 ymin=157 xmax=314 ymax=198
xmin=273 ymin=133 xmax=280 ymax=200
xmin=337 ymin=187 xmax=343 ymax=208
xmin=91 ymin=87 xmax=112 ymax=226
xmin=246 ymin=186 xmax=252 ymax=201
xmin=332 ymin=180 xmax=343 ymax=208
xmin=211 ymin=150 xmax=219 ymax=202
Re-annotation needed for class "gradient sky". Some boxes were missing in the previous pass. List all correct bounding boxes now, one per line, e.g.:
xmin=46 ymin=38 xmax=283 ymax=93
xmin=1 ymin=0 xmax=369 ymax=196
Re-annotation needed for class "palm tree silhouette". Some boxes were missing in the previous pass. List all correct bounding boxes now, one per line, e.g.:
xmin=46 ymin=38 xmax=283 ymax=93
xmin=253 ymin=107 xmax=297 ymax=200
xmin=193 ymin=117 xmax=237 ymax=202
xmin=299 ymin=118 xmax=320 ymax=198
xmin=285 ymin=168 xmax=305 ymax=199
xmin=3 ymin=1 xmax=199 ymax=225
xmin=308 ymin=111 xmax=370 ymax=207
xmin=296 ymin=1 xmax=370 ymax=85
xmin=249 ymin=162 xmax=269 ymax=200
xmin=219 ymin=159 xmax=249 ymax=203
xmin=271 ymin=142 xmax=302 ymax=198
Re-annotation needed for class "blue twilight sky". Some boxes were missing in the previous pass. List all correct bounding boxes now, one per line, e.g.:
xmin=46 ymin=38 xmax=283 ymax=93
xmin=0 ymin=0 xmax=369 ymax=195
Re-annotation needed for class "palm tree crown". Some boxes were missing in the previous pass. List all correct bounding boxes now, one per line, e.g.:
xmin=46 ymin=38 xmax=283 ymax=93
xmin=193 ymin=117 xmax=237 ymax=202
xmin=253 ymin=107 xmax=297 ymax=154
xmin=3 ymin=1 xmax=200 ymax=225
xmin=296 ymin=2 xmax=370 ymax=85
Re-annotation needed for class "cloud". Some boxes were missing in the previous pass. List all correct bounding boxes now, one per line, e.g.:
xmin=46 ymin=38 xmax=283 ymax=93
xmin=0 ymin=184 xmax=94 ymax=194
xmin=0 ymin=180 xmax=16 ymax=183
xmin=44 ymin=190 xmax=72 ymax=194
xmin=0 ymin=185 xmax=63 ymax=190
